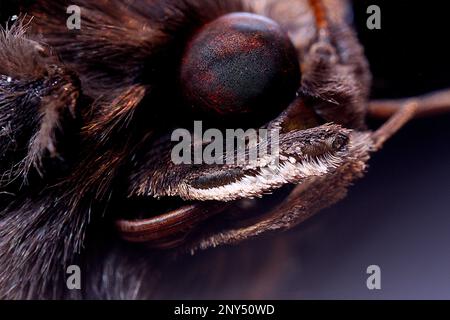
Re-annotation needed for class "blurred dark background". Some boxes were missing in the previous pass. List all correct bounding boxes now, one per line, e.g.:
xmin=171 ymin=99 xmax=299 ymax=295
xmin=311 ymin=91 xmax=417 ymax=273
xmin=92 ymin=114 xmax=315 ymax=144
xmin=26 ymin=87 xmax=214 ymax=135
xmin=1 ymin=0 xmax=449 ymax=299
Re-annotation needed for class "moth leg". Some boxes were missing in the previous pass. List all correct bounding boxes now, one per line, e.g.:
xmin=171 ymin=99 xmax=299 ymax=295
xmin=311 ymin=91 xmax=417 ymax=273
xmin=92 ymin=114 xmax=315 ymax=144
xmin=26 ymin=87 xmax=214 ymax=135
xmin=299 ymin=0 xmax=371 ymax=129
xmin=371 ymin=100 xmax=418 ymax=150
xmin=369 ymin=88 xmax=450 ymax=119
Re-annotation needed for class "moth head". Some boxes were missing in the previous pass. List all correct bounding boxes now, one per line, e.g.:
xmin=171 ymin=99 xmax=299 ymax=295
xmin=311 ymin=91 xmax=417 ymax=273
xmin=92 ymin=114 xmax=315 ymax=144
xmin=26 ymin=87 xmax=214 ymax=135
xmin=112 ymin=0 xmax=374 ymax=249
xmin=0 ymin=1 xmax=385 ymax=298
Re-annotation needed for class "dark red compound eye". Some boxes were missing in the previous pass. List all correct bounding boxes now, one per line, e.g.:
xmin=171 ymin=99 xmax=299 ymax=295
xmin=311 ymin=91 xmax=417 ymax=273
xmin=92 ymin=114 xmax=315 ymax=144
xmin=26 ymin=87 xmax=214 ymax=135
xmin=180 ymin=12 xmax=301 ymax=120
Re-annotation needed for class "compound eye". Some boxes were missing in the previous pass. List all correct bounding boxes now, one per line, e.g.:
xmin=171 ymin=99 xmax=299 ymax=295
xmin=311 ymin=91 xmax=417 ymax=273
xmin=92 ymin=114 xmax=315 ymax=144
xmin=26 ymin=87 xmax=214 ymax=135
xmin=180 ymin=12 xmax=301 ymax=121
